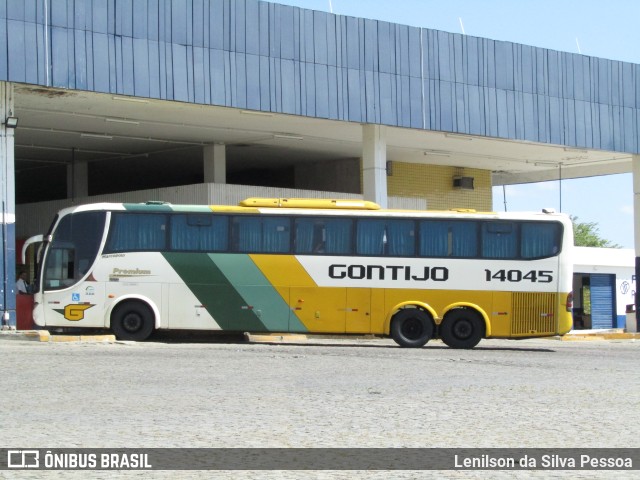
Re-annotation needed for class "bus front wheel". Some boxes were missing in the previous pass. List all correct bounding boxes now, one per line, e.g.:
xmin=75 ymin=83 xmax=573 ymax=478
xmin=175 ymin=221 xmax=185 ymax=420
xmin=439 ymin=309 xmax=484 ymax=349
xmin=390 ymin=308 xmax=434 ymax=348
xmin=111 ymin=302 xmax=155 ymax=341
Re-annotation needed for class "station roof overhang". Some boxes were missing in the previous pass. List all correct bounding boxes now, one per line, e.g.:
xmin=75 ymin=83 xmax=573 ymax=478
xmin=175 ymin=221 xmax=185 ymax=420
xmin=13 ymin=84 xmax=634 ymax=192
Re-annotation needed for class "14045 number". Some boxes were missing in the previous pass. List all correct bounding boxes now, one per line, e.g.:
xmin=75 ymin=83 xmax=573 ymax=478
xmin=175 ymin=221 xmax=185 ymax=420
xmin=484 ymin=269 xmax=553 ymax=283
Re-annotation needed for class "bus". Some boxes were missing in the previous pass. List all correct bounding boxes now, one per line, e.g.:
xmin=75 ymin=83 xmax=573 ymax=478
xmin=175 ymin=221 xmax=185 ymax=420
xmin=22 ymin=198 xmax=574 ymax=348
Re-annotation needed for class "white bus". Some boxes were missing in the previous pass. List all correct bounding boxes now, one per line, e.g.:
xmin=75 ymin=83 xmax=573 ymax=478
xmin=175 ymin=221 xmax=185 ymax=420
xmin=23 ymin=198 xmax=574 ymax=348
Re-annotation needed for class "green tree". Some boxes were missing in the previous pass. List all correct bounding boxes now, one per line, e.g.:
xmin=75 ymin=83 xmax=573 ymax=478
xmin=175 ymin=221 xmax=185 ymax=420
xmin=571 ymin=216 xmax=621 ymax=248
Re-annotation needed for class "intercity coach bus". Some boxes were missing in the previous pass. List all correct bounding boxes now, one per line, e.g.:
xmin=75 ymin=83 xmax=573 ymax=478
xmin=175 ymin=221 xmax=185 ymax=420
xmin=22 ymin=198 xmax=574 ymax=348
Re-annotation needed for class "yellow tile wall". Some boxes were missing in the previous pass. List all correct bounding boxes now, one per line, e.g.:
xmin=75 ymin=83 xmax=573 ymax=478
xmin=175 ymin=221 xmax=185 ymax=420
xmin=386 ymin=162 xmax=493 ymax=211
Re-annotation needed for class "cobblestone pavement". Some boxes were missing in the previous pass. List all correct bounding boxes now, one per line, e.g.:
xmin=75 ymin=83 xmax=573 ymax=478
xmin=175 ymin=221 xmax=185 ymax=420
xmin=2 ymin=335 xmax=639 ymax=479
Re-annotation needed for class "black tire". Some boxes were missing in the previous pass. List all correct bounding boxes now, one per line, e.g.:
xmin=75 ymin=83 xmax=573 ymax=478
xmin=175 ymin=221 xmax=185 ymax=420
xmin=439 ymin=309 xmax=484 ymax=349
xmin=111 ymin=302 xmax=155 ymax=341
xmin=390 ymin=308 xmax=434 ymax=348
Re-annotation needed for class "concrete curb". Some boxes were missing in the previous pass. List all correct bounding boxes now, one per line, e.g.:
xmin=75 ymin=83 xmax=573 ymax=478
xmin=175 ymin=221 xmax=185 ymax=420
xmin=244 ymin=332 xmax=309 ymax=344
xmin=561 ymin=332 xmax=640 ymax=341
xmin=0 ymin=330 xmax=116 ymax=343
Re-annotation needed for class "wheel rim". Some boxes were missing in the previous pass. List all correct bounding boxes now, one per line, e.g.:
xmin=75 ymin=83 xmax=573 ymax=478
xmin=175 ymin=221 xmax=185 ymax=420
xmin=401 ymin=317 xmax=424 ymax=340
xmin=122 ymin=312 xmax=143 ymax=333
xmin=452 ymin=319 xmax=473 ymax=340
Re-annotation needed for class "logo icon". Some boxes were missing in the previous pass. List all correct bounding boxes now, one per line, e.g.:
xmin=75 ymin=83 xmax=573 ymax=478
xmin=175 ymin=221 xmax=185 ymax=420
xmin=53 ymin=304 xmax=95 ymax=321
xmin=72 ymin=293 xmax=80 ymax=302
xmin=621 ymin=281 xmax=630 ymax=295
xmin=7 ymin=450 xmax=39 ymax=468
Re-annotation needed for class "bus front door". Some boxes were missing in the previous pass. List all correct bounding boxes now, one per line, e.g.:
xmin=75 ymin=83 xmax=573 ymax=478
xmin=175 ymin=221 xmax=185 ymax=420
xmin=41 ymin=283 xmax=106 ymax=328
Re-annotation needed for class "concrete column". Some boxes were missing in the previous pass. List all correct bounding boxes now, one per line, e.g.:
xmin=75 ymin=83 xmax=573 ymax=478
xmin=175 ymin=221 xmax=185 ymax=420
xmin=66 ymin=156 xmax=88 ymax=199
xmin=362 ymin=124 xmax=388 ymax=208
xmin=633 ymin=155 xmax=640 ymax=328
xmin=0 ymin=82 xmax=16 ymax=327
xmin=203 ymin=143 xmax=226 ymax=184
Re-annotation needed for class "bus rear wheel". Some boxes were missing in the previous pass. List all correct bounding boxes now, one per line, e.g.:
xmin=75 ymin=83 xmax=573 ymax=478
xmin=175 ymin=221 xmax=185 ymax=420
xmin=111 ymin=302 xmax=154 ymax=341
xmin=390 ymin=308 xmax=434 ymax=348
xmin=439 ymin=309 xmax=484 ymax=349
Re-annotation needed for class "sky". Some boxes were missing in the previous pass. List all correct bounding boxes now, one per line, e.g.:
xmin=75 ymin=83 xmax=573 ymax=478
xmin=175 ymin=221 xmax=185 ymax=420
xmin=271 ymin=0 xmax=640 ymax=248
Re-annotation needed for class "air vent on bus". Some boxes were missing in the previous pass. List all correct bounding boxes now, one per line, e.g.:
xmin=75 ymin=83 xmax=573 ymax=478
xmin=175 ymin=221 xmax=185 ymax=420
xmin=511 ymin=292 xmax=557 ymax=336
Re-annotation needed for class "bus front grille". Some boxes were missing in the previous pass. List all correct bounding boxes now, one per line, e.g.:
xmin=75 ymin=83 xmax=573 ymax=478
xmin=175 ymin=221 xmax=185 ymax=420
xmin=511 ymin=292 xmax=557 ymax=336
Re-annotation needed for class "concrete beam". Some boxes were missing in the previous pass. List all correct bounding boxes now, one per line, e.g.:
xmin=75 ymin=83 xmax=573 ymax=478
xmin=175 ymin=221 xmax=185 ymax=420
xmin=204 ymin=143 xmax=226 ymax=184
xmin=362 ymin=124 xmax=387 ymax=208
xmin=67 ymin=158 xmax=88 ymax=199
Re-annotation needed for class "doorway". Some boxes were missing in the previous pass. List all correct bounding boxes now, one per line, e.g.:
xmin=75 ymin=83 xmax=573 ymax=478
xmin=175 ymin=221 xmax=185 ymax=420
xmin=572 ymin=273 xmax=616 ymax=330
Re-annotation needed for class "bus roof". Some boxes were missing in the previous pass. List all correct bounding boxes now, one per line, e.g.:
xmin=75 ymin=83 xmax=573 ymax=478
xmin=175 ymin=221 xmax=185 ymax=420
xmin=56 ymin=199 xmax=570 ymax=222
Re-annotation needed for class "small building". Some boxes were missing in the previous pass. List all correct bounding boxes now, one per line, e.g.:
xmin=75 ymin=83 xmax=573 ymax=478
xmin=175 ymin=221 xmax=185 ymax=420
xmin=573 ymin=247 xmax=635 ymax=330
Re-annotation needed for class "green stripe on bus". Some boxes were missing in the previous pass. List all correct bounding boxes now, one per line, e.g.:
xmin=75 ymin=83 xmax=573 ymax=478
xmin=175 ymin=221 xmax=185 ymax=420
xmin=123 ymin=204 xmax=213 ymax=213
xmin=209 ymin=254 xmax=307 ymax=332
xmin=123 ymin=203 xmax=174 ymax=212
xmin=162 ymin=252 xmax=268 ymax=332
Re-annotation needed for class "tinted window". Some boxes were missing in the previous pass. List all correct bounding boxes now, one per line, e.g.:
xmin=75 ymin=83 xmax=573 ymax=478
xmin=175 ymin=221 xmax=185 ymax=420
xmin=356 ymin=219 xmax=415 ymax=256
xmin=419 ymin=220 xmax=478 ymax=257
xmin=294 ymin=217 xmax=353 ymax=255
xmin=521 ymin=222 xmax=561 ymax=258
xmin=43 ymin=211 xmax=106 ymax=290
xmin=106 ymin=213 xmax=167 ymax=252
xmin=231 ymin=216 xmax=291 ymax=253
xmin=171 ymin=214 xmax=229 ymax=251
xmin=482 ymin=222 xmax=518 ymax=259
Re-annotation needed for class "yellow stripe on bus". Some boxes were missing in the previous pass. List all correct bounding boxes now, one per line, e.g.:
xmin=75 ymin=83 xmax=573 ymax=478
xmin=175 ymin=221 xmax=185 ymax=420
xmin=250 ymin=255 xmax=317 ymax=289
xmin=250 ymin=254 xmax=348 ymax=333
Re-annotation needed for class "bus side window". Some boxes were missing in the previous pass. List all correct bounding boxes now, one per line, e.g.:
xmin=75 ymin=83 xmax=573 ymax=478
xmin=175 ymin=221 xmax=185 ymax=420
xmin=386 ymin=220 xmax=415 ymax=256
xmin=232 ymin=216 xmax=261 ymax=252
xmin=357 ymin=219 xmax=385 ymax=255
xmin=450 ymin=221 xmax=479 ymax=257
xmin=419 ymin=221 xmax=448 ymax=257
xmin=171 ymin=214 xmax=228 ymax=252
xmin=263 ymin=217 xmax=290 ymax=253
xmin=419 ymin=221 xmax=478 ymax=258
xmin=521 ymin=222 xmax=561 ymax=258
xmin=482 ymin=222 xmax=518 ymax=259
xmin=323 ymin=218 xmax=352 ymax=255
xmin=231 ymin=216 xmax=290 ymax=253
xmin=294 ymin=218 xmax=316 ymax=253
xmin=295 ymin=218 xmax=352 ymax=255
xmin=107 ymin=213 xmax=167 ymax=252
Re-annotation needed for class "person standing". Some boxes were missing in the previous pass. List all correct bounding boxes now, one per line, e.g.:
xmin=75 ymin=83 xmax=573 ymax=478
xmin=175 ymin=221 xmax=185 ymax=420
xmin=16 ymin=271 xmax=28 ymax=294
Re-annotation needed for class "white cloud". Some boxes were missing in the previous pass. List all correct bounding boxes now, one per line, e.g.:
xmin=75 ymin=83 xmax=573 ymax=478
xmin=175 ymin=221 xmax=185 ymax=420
xmin=620 ymin=205 xmax=634 ymax=215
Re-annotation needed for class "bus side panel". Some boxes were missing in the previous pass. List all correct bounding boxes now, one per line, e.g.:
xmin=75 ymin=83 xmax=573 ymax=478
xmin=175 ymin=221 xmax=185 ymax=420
xmin=162 ymin=252 xmax=272 ymax=333
xmin=41 ymin=282 xmax=106 ymax=328
xmin=168 ymin=283 xmax=222 ymax=330
xmin=290 ymin=287 xmax=346 ymax=333
xmin=345 ymin=288 xmax=371 ymax=333
xmin=491 ymin=291 xmax=512 ymax=337
xmin=249 ymin=254 xmax=321 ymax=333
xmin=370 ymin=289 xmax=387 ymax=334
xmin=209 ymin=254 xmax=295 ymax=333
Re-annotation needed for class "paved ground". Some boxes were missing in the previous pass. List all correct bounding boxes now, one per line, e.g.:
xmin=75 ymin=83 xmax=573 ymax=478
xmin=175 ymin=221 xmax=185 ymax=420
xmin=2 ymin=334 xmax=639 ymax=479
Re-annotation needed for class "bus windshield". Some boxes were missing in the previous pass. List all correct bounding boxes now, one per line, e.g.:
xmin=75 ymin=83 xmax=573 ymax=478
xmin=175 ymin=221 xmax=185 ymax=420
xmin=42 ymin=211 xmax=106 ymax=291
